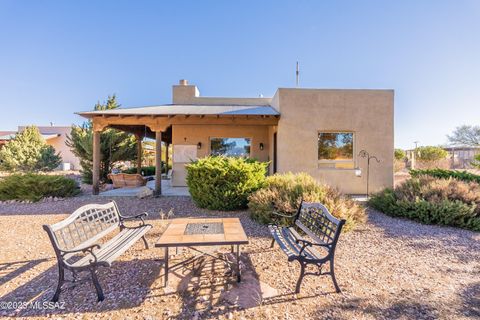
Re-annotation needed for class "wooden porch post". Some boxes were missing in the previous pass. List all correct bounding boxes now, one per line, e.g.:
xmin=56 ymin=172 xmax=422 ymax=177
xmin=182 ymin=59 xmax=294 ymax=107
xmin=165 ymin=143 xmax=169 ymax=172
xmin=92 ymin=130 xmax=101 ymax=195
xmin=136 ymin=134 xmax=142 ymax=174
xmin=155 ymin=131 xmax=162 ymax=196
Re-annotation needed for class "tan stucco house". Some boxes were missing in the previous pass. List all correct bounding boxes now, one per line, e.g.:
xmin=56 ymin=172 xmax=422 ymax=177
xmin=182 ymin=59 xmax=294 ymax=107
xmin=0 ymin=126 xmax=80 ymax=170
xmin=78 ymin=80 xmax=394 ymax=195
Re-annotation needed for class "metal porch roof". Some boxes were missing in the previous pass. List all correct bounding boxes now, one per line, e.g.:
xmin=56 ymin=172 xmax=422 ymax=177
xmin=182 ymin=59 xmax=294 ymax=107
xmin=77 ymin=104 xmax=280 ymax=117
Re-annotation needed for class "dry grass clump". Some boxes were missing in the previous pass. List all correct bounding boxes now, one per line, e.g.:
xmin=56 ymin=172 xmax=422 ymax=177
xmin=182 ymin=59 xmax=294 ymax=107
xmin=248 ymin=172 xmax=366 ymax=231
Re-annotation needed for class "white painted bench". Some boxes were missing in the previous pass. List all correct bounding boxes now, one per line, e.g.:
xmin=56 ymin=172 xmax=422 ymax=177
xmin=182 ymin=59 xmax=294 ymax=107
xmin=43 ymin=201 xmax=152 ymax=301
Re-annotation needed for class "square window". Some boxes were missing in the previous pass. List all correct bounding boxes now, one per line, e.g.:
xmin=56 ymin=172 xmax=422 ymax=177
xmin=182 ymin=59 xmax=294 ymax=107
xmin=318 ymin=132 xmax=354 ymax=169
xmin=210 ymin=138 xmax=251 ymax=157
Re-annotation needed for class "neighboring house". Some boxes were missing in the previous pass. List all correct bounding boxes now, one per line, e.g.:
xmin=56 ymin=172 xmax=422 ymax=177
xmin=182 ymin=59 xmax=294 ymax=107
xmin=78 ymin=80 xmax=394 ymax=195
xmin=443 ymin=147 xmax=480 ymax=169
xmin=0 ymin=126 xmax=80 ymax=170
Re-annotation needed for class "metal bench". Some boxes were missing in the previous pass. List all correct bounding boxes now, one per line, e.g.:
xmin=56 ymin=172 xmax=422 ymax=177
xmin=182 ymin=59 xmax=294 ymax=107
xmin=43 ymin=201 xmax=152 ymax=302
xmin=268 ymin=201 xmax=346 ymax=294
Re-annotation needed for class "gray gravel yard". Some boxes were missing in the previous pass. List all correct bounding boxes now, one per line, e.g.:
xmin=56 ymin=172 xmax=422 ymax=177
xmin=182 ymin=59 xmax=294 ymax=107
xmin=0 ymin=196 xmax=479 ymax=319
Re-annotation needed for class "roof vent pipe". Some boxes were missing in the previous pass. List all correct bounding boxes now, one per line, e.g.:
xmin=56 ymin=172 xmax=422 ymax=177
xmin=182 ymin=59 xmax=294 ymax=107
xmin=179 ymin=79 xmax=188 ymax=86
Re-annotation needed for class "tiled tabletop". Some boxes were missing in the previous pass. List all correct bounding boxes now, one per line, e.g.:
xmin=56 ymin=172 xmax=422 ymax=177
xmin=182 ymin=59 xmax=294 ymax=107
xmin=155 ymin=218 xmax=249 ymax=247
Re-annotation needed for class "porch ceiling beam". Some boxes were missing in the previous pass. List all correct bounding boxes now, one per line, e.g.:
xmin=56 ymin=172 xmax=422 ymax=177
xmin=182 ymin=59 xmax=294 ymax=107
xmin=92 ymin=114 xmax=278 ymax=128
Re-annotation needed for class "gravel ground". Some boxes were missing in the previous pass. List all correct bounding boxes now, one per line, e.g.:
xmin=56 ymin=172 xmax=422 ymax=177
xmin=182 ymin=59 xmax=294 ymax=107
xmin=0 ymin=195 xmax=479 ymax=319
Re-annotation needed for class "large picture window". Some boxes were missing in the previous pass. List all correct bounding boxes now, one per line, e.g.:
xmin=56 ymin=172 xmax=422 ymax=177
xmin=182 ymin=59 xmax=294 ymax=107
xmin=210 ymin=138 xmax=251 ymax=157
xmin=318 ymin=132 xmax=354 ymax=169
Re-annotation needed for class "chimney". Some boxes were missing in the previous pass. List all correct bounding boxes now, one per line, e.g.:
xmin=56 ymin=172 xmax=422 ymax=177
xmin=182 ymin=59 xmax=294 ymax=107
xmin=172 ymin=79 xmax=199 ymax=104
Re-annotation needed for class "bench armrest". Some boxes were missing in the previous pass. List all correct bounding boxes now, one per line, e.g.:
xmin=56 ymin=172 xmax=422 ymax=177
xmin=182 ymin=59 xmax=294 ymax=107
xmin=120 ymin=212 xmax=148 ymax=227
xmin=59 ymin=244 xmax=101 ymax=265
xmin=60 ymin=243 xmax=101 ymax=255
xmin=120 ymin=212 xmax=148 ymax=221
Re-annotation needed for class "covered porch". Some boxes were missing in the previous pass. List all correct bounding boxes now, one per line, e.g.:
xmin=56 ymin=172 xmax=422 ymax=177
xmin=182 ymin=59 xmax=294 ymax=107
xmin=77 ymin=104 xmax=279 ymax=196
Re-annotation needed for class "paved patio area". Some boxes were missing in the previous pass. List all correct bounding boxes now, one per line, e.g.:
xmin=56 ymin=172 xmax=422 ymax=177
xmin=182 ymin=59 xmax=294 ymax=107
xmin=100 ymin=179 xmax=190 ymax=197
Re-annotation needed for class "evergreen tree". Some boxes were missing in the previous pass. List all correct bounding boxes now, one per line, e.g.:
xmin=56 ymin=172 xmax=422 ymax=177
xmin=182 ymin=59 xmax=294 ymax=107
xmin=0 ymin=126 xmax=62 ymax=172
xmin=67 ymin=95 xmax=137 ymax=183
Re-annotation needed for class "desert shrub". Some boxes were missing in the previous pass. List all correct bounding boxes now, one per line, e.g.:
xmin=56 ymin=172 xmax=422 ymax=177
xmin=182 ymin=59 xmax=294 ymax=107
xmin=472 ymin=154 xmax=480 ymax=169
xmin=186 ymin=156 xmax=268 ymax=210
xmin=394 ymin=148 xmax=406 ymax=160
xmin=410 ymin=168 xmax=480 ymax=184
xmin=415 ymin=159 xmax=450 ymax=170
xmin=0 ymin=126 xmax=61 ymax=172
xmin=0 ymin=173 xmax=80 ymax=202
xmin=248 ymin=172 xmax=366 ymax=231
xmin=394 ymin=159 xmax=406 ymax=172
xmin=369 ymin=175 xmax=480 ymax=231
xmin=416 ymin=146 xmax=448 ymax=161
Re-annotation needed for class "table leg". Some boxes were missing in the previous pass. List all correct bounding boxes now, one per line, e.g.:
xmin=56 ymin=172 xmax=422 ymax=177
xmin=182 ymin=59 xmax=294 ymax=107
xmin=236 ymin=245 xmax=241 ymax=282
xmin=164 ymin=247 xmax=169 ymax=287
xmin=231 ymin=245 xmax=234 ymax=253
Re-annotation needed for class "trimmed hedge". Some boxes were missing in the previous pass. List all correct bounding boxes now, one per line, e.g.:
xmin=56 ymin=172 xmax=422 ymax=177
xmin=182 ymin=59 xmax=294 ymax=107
xmin=369 ymin=175 xmax=480 ymax=231
xmin=0 ymin=173 xmax=80 ymax=202
xmin=248 ymin=172 xmax=366 ymax=231
xmin=410 ymin=168 xmax=480 ymax=184
xmin=186 ymin=156 xmax=268 ymax=210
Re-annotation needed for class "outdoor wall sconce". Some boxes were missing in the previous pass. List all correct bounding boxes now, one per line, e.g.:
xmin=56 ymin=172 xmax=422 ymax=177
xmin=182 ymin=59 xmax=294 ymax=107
xmin=197 ymin=142 xmax=202 ymax=150
xmin=358 ymin=149 xmax=380 ymax=198
xmin=259 ymin=143 xmax=264 ymax=150
xmin=354 ymin=167 xmax=362 ymax=177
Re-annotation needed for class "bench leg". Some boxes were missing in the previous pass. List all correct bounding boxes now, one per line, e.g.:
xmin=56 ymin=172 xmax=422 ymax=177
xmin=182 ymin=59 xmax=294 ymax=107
xmin=295 ymin=262 xmax=306 ymax=294
xmin=142 ymin=235 xmax=149 ymax=249
xmin=90 ymin=268 xmax=104 ymax=301
xmin=270 ymin=238 xmax=275 ymax=248
xmin=52 ymin=264 xmax=64 ymax=302
xmin=330 ymin=259 xmax=341 ymax=293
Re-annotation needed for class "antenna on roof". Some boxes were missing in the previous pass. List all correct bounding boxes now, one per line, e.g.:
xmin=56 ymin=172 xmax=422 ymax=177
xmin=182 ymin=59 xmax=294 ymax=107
xmin=296 ymin=61 xmax=299 ymax=87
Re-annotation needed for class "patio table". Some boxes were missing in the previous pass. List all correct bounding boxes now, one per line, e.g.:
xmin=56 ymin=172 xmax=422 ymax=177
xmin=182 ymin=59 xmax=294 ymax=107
xmin=155 ymin=217 xmax=249 ymax=286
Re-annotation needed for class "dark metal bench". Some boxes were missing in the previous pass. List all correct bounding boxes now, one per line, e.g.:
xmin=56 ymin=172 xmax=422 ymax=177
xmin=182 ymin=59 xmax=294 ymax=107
xmin=268 ymin=201 xmax=346 ymax=294
xmin=43 ymin=201 xmax=152 ymax=302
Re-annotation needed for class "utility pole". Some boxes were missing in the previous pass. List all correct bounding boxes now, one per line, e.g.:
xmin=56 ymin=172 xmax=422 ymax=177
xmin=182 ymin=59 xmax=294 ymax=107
xmin=296 ymin=61 xmax=299 ymax=87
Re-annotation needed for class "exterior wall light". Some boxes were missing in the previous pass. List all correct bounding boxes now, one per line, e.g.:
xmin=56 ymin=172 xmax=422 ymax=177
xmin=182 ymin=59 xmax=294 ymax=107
xmin=354 ymin=167 xmax=362 ymax=177
xmin=259 ymin=143 xmax=264 ymax=150
xmin=197 ymin=142 xmax=202 ymax=149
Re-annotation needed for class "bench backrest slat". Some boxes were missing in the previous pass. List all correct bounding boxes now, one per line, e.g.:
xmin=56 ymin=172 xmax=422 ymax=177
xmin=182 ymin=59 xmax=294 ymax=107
xmin=295 ymin=202 xmax=344 ymax=246
xmin=46 ymin=202 xmax=120 ymax=251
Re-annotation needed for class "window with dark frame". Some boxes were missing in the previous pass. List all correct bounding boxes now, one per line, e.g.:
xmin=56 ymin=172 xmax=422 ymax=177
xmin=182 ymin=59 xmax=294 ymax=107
xmin=318 ymin=132 xmax=354 ymax=169
xmin=210 ymin=137 xmax=251 ymax=157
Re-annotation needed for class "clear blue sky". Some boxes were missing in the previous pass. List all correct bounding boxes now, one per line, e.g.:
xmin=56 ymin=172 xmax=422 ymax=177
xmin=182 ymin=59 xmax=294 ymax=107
xmin=0 ymin=0 xmax=479 ymax=149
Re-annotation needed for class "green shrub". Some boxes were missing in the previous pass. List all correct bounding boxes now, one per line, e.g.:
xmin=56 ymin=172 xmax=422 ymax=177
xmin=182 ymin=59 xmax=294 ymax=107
xmin=472 ymin=154 xmax=480 ymax=169
xmin=415 ymin=146 xmax=448 ymax=161
xmin=248 ymin=172 xmax=366 ymax=231
xmin=410 ymin=168 xmax=480 ymax=184
xmin=369 ymin=175 xmax=480 ymax=231
xmin=122 ymin=164 xmax=167 ymax=176
xmin=0 ymin=174 xmax=80 ymax=202
xmin=394 ymin=148 xmax=406 ymax=160
xmin=0 ymin=126 xmax=62 ymax=172
xmin=186 ymin=156 xmax=268 ymax=210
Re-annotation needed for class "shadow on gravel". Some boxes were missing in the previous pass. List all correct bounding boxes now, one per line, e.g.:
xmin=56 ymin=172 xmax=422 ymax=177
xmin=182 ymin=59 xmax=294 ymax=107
xmin=0 ymin=258 xmax=161 ymax=318
xmin=310 ymin=297 xmax=438 ymax=319
xmin=460 ymin=282 xmax=480 ymax=318
xmin=0 ymin=259 xmax=50 ymax=287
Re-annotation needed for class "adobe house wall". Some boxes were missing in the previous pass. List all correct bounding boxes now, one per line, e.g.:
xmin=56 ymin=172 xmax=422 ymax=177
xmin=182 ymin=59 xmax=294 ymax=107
xmin=275 ymin=88 xmax=394 ymax=194
xmin=171 ymin=124 xmax=271 ymax=186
